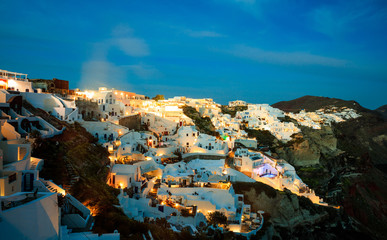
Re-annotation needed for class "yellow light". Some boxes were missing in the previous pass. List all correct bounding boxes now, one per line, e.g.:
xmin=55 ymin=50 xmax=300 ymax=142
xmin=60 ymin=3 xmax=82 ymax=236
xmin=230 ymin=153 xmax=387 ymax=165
xmin=119 ymin=183 xmax=124 ymax=188
xmin=161 ymin=201 xmax=165 ymax=205
xmin=8 ymin=80 xmax=16 ymax=87
xmin=175 ymin=203 xmax=179 ymax=207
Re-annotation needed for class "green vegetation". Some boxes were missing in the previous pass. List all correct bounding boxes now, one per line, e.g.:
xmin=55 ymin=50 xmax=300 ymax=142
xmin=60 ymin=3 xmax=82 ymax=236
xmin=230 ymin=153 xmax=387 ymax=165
xmin=220 ymin=105 xmax=248 ymax=118
xmin=232 ymin=182 xmax=277 ymax=199
xmin=295 ymin=165 xmax=328 ymax=190
xmin=152 ymin=94 xmax=165 ymax=101
xmin=33 ymin=122 xmax=181 ymax=239
xmin=182 ymin=105 xmax=219 ymax=136
xmin=207 ymin=211 xmax=228 ymax=227
xmin=277 ymin=116 xmax=298 ymax=125
xmin=244 ymin=128 xmax=277 ymax=147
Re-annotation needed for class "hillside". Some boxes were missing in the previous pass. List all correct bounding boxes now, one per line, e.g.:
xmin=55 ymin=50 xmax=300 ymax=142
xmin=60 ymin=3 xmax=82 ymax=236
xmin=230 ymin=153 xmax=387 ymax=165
xmin=182 ymin=105 xmax=219 ymax=136
xmin=376 ymin=104 xmax=387 ymax=119
xmin=28 ymin=114 xmax=182 ymax=239
xmin=272 ymin=95 xmax=369 ymax=113
xmin=267 ymin=96 xmax=387 ymax=239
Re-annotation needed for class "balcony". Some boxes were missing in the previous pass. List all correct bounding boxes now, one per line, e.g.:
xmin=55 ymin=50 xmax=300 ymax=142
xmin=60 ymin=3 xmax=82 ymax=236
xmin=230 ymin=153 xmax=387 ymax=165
xmin=1 ymin=192 xmax=48 ymax=211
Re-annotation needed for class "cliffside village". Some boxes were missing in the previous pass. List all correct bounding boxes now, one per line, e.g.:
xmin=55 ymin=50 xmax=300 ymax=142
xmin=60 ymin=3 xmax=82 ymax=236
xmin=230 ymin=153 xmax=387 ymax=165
xmin=0 ymin=68 xmax=361 ymax=239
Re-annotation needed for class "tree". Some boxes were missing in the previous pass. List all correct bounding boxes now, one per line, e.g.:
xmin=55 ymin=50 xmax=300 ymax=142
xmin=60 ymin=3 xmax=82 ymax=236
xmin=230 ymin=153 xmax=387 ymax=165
xmin=180 ymin=208 xmax=190 ymax=217
xmin=208 ymin=211 xmax=228 ymax=227
xmin=152 ymin=94 xmax=165 ymax=101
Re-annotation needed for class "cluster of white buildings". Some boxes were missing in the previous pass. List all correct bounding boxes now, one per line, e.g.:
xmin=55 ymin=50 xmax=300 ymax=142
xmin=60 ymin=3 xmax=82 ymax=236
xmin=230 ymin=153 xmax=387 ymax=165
xmin=0 ymin=69 xmax=82 ymax=124
xmin=234 ymin=104 xmax=300 ymax=141
xmin=0 ymin=72 xmax=119 ymax=239
xmin=1 ymin=67 xmax=358 ymax=238
xmin=234 ymin=148 xmax=322 ymax=204
xmin=286 ymin=108 xmax=361 ymax=129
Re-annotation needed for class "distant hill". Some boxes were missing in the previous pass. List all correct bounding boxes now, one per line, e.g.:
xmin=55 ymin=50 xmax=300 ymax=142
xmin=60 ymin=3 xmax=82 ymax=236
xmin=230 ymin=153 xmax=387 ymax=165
xmin=272 ymin=95 xmax=368 ymax=113
xmin=376 ymin=104 xmax=387 ymax=119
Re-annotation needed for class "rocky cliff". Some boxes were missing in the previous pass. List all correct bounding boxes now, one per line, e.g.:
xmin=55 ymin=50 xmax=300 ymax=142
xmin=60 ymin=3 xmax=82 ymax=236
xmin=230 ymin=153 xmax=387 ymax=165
xmin=269 ymin=96 xmax=387 ymax=239
xmin=233 ymin=182 xmax=366 ymax=240
xmin=273 ymin=126 xmax=339 ymax=167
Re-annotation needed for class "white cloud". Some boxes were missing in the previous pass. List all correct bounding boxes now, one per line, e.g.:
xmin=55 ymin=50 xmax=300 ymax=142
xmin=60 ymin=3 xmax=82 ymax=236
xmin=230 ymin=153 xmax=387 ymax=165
xmin=80 ymin=24 xmax=154 ymax=87
xmin=113 ymin=37 xmax=150 ymax=57
xmin=183 ymin=29 xmax=225 ymax=38
xmin=111 ymin=24 xmax=134 ymax=37
xmin=228 ymin=45 xmax=347 ymax=67
xmin=127 ymin=63 xmax=161 ymax=79
xmin=80 ymin=60 xmax=126 ymax=89
xmin=309 ymin=1 xmax=382 ymax=37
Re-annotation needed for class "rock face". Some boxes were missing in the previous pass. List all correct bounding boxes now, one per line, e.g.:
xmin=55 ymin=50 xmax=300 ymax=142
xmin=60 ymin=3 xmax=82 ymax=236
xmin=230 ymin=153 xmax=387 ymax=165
xmin=247 ymin=188 xmax=326 ymax=228
xmin=232 ymin=182 xmax=362 ymax=240
xmin=271 ymin=96 xmax=387 ymax=239
xmin=274 ymin=126 xmax=338 ymax=167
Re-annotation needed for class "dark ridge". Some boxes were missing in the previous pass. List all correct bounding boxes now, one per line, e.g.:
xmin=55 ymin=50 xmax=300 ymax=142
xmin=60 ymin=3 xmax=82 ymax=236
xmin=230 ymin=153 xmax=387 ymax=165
xmin=375 ymin=104 xmax=387 ymax=119
xmin=272 ymin=95 xmax=370 ymax=113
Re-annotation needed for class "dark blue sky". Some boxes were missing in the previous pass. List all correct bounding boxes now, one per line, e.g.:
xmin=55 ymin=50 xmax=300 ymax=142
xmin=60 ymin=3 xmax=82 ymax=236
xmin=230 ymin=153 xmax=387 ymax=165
xmin=1 ymin=0 xmax=386 ymax=109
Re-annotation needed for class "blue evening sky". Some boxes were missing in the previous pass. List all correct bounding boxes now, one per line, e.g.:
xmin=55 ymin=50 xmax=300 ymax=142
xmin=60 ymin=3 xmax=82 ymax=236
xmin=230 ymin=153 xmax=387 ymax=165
xmin=0 ymin=0 xmax=386 ymax=109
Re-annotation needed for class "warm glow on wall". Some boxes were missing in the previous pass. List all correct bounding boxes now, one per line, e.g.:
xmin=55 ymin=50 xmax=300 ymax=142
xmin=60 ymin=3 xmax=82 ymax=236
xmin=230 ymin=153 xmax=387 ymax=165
xmin=8 ymin=79 xmax=16 ymax=88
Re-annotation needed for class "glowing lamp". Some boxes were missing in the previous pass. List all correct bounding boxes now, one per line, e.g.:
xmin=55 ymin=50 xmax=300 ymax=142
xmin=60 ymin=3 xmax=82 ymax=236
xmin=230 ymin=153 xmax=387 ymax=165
xmin=8 ymin=79 xmax=16 ymax=88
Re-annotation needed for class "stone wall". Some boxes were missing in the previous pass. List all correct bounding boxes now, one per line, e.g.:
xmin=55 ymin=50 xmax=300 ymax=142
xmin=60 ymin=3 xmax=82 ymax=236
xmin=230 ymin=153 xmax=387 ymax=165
xmin=75 ymin=100 xmax=103 ymax=120
xmin=119 ymin=114 xmax=143 ymax=131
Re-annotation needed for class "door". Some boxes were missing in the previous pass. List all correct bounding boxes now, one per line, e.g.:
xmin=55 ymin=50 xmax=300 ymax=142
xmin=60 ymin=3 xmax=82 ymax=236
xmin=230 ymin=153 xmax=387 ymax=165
xmin=23 ymin=173 xmax=34 ymax=191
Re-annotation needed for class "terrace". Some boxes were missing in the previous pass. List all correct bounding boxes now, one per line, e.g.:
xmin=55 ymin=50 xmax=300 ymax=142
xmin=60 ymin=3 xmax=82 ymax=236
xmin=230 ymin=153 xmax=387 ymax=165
xmin=1 ymin=192 xmax=52 ymax=211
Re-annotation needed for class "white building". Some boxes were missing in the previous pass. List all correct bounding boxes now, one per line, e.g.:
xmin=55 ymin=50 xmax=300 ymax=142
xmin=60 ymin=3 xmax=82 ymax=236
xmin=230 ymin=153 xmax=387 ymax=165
xmin=0 ymin=69 xmax=33 ymax=93
xmin=228 ymin=100 xmax=247 ymax=107
xmin=108 ymin=164 xmax=142 ymax=190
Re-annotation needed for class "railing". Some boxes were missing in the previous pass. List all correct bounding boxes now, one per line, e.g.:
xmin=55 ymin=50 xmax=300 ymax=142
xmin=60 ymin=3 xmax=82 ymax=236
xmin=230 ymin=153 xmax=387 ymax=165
xmin=1 ymin=193 xmax=46 ymax=211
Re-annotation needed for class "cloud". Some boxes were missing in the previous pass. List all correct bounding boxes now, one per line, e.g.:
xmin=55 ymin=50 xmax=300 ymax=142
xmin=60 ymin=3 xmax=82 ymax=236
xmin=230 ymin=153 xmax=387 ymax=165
xmin=80 ymin=24 xmax=156 ymax=88
xmin=110 ymin=24 xmax=150 ymax=57
xmin=111 ymin=24 xmax=134 ymax=37
xmin=227 ymin=45 xmax=347 ymax=67
xmin=127 ymin=63 xmax=161 ymax=79
xmin=233 ymin=0 xmax=256 ymax=4
xmin=212 ymin=0 xmax=268 ymax=18
xmin=185 ymin=30 xmax=225 ymax=38
xmin=309 ymin=1 xmax=385 ymax=37
xmin=113 ymin=37 xmax=150 ymax=57
xmin=81 ymin=60 xmax=126 ymax=89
